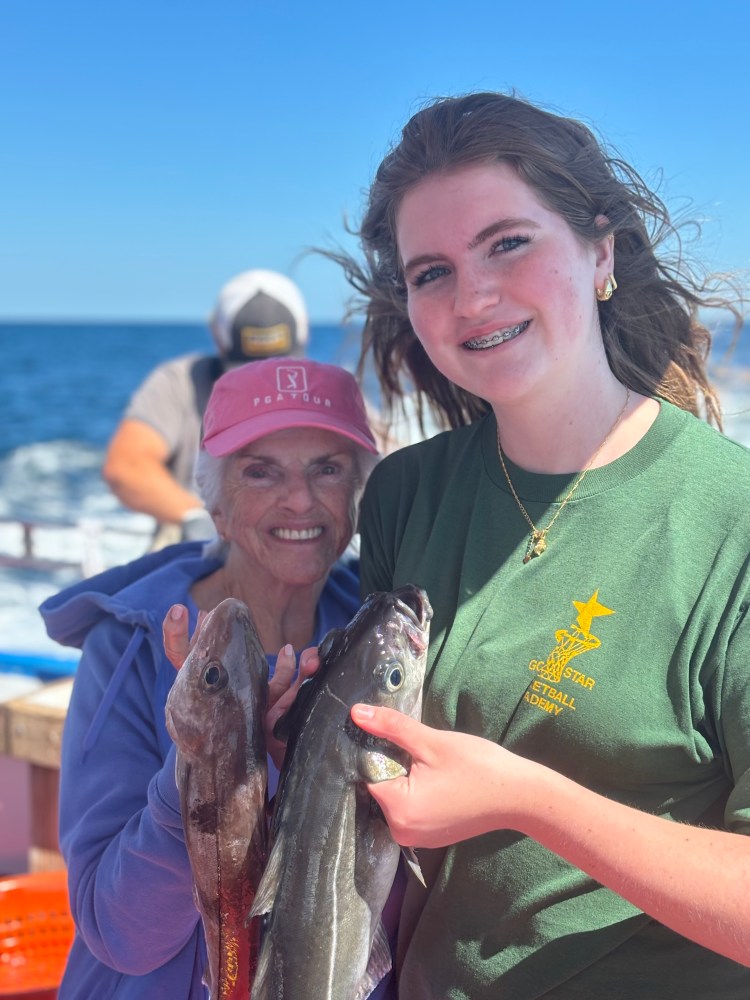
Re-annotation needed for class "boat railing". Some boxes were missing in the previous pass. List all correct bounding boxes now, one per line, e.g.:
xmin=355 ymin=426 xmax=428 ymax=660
xmin=0 ymin=516 xmax=153 ymax=577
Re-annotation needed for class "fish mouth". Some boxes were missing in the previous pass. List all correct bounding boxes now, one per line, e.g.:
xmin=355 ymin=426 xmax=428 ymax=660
xmin=462 ymin=320 xmax=529 ymax=351
xmin=393 ymin=586 xmax=433 ymax=652
xmin=271 ymin=526 xmax=324 ymax=541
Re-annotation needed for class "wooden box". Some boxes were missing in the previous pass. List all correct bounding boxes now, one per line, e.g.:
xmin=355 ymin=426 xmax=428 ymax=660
xmin=1 ymin=680 xmax=74 ymax=871
xmin=2 ymin=679 xmax=73 ymax=770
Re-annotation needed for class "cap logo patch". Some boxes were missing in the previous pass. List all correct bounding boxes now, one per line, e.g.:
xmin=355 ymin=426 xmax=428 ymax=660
xmin=240 ymin=323 xmax=293 ymax=357
xmin=276 ymin=366 xmax=308 ymax=393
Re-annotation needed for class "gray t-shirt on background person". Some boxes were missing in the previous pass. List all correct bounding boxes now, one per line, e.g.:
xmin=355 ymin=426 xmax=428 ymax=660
xmin=124 ymin=354 xmax=222 ymax=495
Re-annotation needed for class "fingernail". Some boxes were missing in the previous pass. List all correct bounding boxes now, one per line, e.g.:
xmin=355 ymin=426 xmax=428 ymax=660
xmin=352 ymin=704 xmax=374 ymax=720
xmin=169 ymin=605 xmax=183 ymax=621
xmin=284 ymin=644 xmax=294 ymax=658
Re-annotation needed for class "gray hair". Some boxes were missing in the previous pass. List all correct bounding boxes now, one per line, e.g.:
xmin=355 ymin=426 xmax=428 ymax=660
xmin=194 ymin=448 xmax=226 ymax=514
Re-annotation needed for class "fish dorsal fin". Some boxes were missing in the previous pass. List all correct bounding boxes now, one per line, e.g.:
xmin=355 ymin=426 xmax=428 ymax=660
xmin=248 ymin=831 xmax=285 ymax=920
xmin=316 ymin=626 xmax=339 ymax=662
xmin=273 ymin=675 xmax=316 ymax=744
xmin=272 ymin=625 xmax=343 ymax=745
xmin=354 ymin=920 xmax=393 ymax=999
xmin=401 ymin=846 xmax=426 ymax=888
xmin=248 ymin=839 xmax=286 ymax=998
xmin=272 ymin=626 xmax=344 ymax=787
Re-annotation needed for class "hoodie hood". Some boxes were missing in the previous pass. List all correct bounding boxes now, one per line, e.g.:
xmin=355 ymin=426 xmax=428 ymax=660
xmin=39 ymin=541 xmax=363 ymax=652
xmin=39 ymin=543 xmax=222 ymax=650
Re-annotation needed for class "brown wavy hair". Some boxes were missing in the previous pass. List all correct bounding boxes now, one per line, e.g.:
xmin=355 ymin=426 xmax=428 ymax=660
xmin=330 ymin=92 xmax=743 ymax=432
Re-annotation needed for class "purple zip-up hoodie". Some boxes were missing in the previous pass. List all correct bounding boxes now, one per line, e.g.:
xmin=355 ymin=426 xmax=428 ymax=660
xmin=39 ymin=541 xmax=361 ymax=1000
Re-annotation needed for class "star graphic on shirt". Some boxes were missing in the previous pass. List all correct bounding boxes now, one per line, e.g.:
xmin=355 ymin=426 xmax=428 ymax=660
xmin=573 ymin=591 xmax=614 ymax=636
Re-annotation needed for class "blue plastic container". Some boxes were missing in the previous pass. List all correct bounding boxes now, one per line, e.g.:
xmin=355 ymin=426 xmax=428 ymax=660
xmin=0 ymin=652 xmax=78 ymax=684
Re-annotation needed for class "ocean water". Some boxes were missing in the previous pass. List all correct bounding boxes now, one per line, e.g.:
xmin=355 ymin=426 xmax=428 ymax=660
xmin=1 ymin=319 xmax=748 ymax=662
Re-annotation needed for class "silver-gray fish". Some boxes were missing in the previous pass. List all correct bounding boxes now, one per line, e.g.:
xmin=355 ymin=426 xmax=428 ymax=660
xmin=165 ymin=597 xmax=269 ymax=1000
xmin=249 ymin=584 xmax=432 ymax=1000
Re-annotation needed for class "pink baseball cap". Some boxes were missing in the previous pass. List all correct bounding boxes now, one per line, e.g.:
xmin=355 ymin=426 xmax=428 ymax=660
xmin=201 ymin=358 xmax=378 ymax=457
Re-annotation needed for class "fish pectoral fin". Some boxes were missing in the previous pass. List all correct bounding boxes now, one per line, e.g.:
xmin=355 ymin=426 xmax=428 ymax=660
xmin=354 ymin=921 xmax=392 ymax=1000
xmin=401 ymin=847 xmax=426 ymax=888
xmin=250 ymin=935 xmax=271 ymax=998
xmin=247 ymin=832 xmax=285 ymax=921
xmin=360 ymin=750 xmax=407 ymax=783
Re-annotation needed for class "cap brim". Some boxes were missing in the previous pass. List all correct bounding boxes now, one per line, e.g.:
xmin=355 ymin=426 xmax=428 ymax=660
xmin=203 ymin=411 xmax=378 ymax=457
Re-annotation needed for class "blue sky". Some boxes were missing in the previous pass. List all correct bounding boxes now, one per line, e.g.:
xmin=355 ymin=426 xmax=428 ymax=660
xmin=2 ymin=0 xmax=748 ymax=323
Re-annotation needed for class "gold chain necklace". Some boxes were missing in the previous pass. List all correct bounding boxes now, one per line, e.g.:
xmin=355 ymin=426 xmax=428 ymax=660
xmin=496 ymin=388 xmax=630 ymax=564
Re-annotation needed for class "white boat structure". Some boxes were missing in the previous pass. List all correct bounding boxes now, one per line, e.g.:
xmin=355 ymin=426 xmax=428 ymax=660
xmin=0 ymin=514 xmax=154 ymax=682
xmin=0 ymin=514 xmax=153 ymax=578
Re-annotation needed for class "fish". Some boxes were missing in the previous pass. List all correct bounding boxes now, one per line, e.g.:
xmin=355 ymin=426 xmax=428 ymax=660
xmin=165 ymin=597 xmax=269 ymax=1000
xmin=249 ymin=584 xmax=432 ymax=1000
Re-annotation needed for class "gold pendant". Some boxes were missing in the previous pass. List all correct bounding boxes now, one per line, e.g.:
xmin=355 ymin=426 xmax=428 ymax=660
xmin=533 ymin=532 xmax=547 ymax=556
xmin=523 ymin=530 xmax=547 ymax=564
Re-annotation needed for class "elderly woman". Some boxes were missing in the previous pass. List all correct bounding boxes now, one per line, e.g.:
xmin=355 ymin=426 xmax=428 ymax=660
xmin=39 ymin=358 xmax=378 ymax=1000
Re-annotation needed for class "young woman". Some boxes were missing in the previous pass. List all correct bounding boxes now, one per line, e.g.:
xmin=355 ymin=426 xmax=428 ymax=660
xmin=339 ymin=92 xmax=750 ymax=998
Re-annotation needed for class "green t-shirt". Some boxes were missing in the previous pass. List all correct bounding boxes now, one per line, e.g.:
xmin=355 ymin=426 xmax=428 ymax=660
xmin=359 ymin=401 xmax=750 ymax=999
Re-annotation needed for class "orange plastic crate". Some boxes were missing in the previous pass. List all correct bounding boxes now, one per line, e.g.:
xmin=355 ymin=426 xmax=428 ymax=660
xmin=0 ymin=870 xmax=74 ymax=999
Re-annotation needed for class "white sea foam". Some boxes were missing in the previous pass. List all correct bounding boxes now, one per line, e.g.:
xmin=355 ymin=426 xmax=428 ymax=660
xmin=0 ymin=441 xmax=153 ymax=660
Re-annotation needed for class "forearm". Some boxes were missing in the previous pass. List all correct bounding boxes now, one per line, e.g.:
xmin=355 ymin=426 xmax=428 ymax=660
xmin=512 ymin=758 xmax=750 ymax=966
xmin=103 ymin=419 xmax=203 ymax=523
xmin=104 ymin=457 xmax=202 ymax=523
xmin=355 ymin=708 xmax=750 ymax=969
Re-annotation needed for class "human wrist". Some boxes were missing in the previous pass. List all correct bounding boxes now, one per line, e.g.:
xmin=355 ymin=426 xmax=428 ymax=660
xmin=483 ymin=745 xmax=556 ymax=839
xmin=511 ymin=757 xmax=583 ymax=843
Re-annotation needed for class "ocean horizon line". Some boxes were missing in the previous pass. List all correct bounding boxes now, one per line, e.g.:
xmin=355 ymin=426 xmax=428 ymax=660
xmin=0 ymin=316 xmax=360 ymax=328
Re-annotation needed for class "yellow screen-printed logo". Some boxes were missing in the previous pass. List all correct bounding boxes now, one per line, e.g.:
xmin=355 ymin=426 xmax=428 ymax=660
xmin=525 ymin=590 xmax=614 ymax=716
xmin=240 ymin=323 xmax=293 ymax=356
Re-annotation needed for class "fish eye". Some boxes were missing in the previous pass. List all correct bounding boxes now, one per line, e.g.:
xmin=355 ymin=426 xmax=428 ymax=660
xmin=383 ymin=661 xmax=404 ymax=692
xmin=202 ymin=660 xmax=228 ymax=692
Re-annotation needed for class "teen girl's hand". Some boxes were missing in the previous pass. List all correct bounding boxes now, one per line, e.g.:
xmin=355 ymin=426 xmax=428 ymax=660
xmin=350 ymin=704 xmax=535 ymax=848
xmin=352 ymin=707 xmax=750 ymax=966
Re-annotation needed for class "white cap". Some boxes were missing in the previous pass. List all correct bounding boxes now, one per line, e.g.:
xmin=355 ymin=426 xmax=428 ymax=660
xmin=208 ymin=269 xmax=309 ymax=363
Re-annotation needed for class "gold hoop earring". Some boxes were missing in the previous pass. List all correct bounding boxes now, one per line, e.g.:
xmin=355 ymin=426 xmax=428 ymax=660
xmin=596 ymin=273 xmax=617 ymax=302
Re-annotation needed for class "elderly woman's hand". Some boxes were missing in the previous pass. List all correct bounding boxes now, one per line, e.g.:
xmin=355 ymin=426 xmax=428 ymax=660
xmin=163 ymin=604 xmax=205 ymax=670
xmin=265 ymin=645 xmax=320 ymax=770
